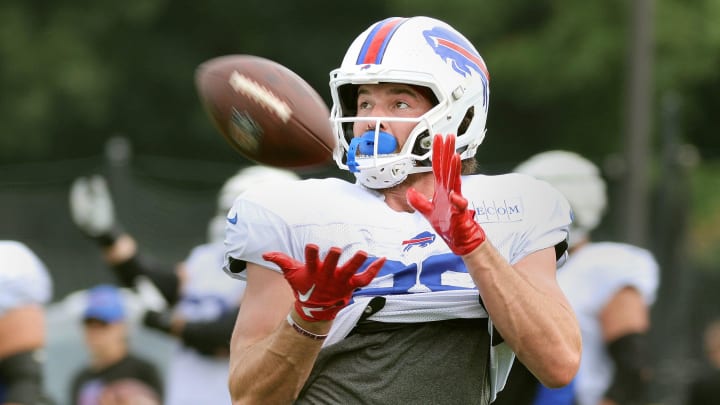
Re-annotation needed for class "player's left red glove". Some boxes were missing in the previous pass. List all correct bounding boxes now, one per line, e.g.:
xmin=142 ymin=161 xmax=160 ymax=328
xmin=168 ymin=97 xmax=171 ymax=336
xmin=406 ymin=134 xmax=486 ymax=256
xmin=263 ymin=244 xmax=385 ymax=322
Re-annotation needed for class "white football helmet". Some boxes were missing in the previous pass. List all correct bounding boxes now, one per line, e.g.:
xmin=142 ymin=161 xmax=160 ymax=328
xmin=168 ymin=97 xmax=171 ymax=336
xmin=207 ymin=166 xmax=300 ymax=243
xmin=514 ymin=151 xmax=607 ymax=247
xmin=330 ymin=16 xmax=490 ymax=189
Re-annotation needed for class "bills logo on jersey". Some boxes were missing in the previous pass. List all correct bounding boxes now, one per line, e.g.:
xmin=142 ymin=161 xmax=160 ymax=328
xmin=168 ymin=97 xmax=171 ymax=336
xmin=401 ymin=231 xmax=436 ymax=252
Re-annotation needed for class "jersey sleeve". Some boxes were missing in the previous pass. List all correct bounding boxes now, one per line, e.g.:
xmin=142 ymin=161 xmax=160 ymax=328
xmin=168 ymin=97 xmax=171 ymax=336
xmin=222 ymin=191 xmax=296 ymax=281
xmin=0 ymin=241 xmax=53 ymax=315
xmin=595 ymin=244 xmax=660 ymax=306
xmin=510 ymin=175 xmax=572 ymax=265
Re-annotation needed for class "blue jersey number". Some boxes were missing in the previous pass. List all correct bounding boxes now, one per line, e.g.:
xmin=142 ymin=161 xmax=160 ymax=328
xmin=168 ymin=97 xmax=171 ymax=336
xmin=353 ymin=252 xmax=475 ymax=296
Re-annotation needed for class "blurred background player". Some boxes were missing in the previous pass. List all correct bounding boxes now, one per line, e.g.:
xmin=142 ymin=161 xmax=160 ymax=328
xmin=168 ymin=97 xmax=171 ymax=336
xmin=0 ymin=240 xmax=53 ymax=405
xmin=68 ymin=165 xmax=299 ymax=405
xmin=69 ymin=284 xmax=163 ymax=405
xmin=495 ymin=150 xmax=660 ymax=405
xmin=684 ymin=318 xmax=720 ymax=404
xmin=96 ymin=379 xmax=161 ymax=405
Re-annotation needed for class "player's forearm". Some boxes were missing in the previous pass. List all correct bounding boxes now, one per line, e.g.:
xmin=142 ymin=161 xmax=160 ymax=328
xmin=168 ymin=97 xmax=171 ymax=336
xmin=0 ymin=306 xmax=44 ymax=359
xmin=101 ymin=233 xmax=137 ymax=264
xmin=228 ymin=312 xmax=330 ymax=404
xmin=102 ymin=235 xmax=181 ymax=304
xmin=463 ymin=242 xmax=580 ymax=388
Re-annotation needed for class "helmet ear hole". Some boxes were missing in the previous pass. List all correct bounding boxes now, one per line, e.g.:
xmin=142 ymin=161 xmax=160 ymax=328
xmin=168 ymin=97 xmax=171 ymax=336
xmin=411 ymin=131 xmax=432 ymax=167
xmin=457 ymin=106 xmax=475 ymax=136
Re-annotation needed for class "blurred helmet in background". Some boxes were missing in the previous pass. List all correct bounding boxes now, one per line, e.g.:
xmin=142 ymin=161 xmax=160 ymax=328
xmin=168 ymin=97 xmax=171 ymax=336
xmin=207 ymin=166 xmax=300 ymax=243
xmin=514 ymin=150 xmax=607 ymax=248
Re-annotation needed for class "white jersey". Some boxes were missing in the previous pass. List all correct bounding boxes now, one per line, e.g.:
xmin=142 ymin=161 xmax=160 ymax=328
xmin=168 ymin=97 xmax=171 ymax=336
xmin=0 ymin=240 xmax=52 ymax=315
xmin=165 ymin=241 xmax=245 ymax=405
xmin=223 ymin=174 xmax=571 ymax=396
xmin=175 ymin=241 xmax=246 ymax=322
xmin=557 ymin=242 xmax=659 ymax=405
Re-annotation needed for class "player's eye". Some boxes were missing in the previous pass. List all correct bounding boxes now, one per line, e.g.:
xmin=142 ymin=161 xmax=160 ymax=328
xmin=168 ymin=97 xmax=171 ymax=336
xmin=395 ymin=101 xmax=410 ymax=109
xmin=358 ymin=101 xmax=371 ymax=110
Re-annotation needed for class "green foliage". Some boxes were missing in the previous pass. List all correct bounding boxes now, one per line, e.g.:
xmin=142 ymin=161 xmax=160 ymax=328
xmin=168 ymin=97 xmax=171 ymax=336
xmin=688 ymin=161 xmax=720 ymax=268
xmin=0 ymin=0 xmax=718 ymax=167
xmin=382 ymin=0 xmax=631 ymax=164
xmin=0 ymin=0 xmax=393 ymax=163
xmin=656 ymin=0 xmax=720 ymax=88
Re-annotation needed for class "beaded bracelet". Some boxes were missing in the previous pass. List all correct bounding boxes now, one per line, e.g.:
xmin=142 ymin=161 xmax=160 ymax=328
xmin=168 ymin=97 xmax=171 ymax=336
xmin=286 ymin=314 xmax=328 ymax=341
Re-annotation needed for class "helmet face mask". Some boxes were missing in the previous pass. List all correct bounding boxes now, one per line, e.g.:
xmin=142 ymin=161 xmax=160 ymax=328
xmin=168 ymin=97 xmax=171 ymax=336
xmin=330 ymin=16 xmax=490 ymax=189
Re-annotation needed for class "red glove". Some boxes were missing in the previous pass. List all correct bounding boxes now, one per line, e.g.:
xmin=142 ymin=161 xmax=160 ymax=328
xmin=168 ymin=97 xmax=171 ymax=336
xmin=263 ymin=244 xmax=385 ymax=322
xmin=406 ymin=134 xmax=486 ymax=255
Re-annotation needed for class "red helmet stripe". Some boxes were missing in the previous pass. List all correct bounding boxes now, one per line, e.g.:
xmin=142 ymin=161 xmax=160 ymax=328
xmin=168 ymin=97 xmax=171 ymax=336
xmin=435 ymin=38 xmax=490 ymax=82
xmin=357 ymin=17 xmax=407 ymax=65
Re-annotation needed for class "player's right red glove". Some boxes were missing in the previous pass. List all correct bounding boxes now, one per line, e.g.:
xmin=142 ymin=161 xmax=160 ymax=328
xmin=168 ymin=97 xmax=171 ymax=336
xmin=406 ymin=134 xmax=486 ymax=256
xmin=263 ymin=244 xmax=385 ymax=322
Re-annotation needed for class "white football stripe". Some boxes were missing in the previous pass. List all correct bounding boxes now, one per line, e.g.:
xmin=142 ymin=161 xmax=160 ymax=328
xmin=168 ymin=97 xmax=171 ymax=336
xmin=229 ymin=71 xmax=292 ymax=123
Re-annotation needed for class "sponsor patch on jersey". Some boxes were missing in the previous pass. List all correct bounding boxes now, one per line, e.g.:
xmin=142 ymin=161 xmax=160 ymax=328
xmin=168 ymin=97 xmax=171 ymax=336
xmin=401 ymin=231 xmax=436 ymax=251
xmin=471 ymin=198 xmax=523 ymax=223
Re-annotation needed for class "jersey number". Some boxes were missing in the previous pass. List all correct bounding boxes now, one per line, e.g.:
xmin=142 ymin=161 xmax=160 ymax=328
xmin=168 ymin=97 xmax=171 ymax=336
xmin=353 ymin=253 xmax=475 ymax=297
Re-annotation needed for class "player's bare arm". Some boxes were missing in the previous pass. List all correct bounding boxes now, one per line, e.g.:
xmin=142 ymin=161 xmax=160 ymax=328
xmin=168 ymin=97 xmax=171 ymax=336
xmin=228 ymin=247 xmax=384 ymax=404
xmin=0 ymin=305 xmax=44 ymax=359
xmin=600 ymin=286 xmax=650 ymax=342
xmin=228 ymin=263 xmax=323 ymax=404
xmin=599 ymin=286 xmax=651 ymax=405
xmin=464 ymin=243 xmax=581 ymax=387
xmin=408 ymin=134 xmax=581 ymax=388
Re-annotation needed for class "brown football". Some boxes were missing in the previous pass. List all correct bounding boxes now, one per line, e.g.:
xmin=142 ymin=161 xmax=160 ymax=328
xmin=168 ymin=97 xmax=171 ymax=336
xmin=195 ymin=54 xmax=336 ymax=168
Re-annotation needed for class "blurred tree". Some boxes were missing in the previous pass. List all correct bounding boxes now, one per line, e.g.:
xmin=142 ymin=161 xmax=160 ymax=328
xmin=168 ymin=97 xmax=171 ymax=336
xmin=0 ymin=0 xmax=719 ymax=166
xmin=0 ymin=0 xmax=388 ymax=164
xmin=389 ymin=0 xmax=720 ymax=166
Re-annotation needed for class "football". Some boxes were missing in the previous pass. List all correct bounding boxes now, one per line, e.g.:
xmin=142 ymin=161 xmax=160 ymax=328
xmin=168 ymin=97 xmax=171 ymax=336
xmin=195 ymin=54 xmax=336 ymax=168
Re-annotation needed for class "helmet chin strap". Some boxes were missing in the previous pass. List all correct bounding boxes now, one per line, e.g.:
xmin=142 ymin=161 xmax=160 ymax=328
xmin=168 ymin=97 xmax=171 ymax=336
xmin=346 ymin=130 xmax=398 ymax=173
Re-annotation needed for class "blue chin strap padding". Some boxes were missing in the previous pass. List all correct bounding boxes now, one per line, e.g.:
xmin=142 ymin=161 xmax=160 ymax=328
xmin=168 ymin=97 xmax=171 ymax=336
xmin=346 ymin=131 xmax=398 ymax=173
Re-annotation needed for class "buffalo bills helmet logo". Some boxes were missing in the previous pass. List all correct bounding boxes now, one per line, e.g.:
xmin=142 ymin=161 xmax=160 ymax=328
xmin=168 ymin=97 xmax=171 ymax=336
xmin=423 ymin=27 xmax=489 ymax=81
xmin=402 ymin=231 xmax=436 ymax=252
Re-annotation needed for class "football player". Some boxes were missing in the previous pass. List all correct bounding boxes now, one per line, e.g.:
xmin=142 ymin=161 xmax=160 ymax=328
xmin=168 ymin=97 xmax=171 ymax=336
xmin=685 ymin=318 xmax=720 ymax=404
xmin=69 ymin=284 xmax=164 ymax=405
xmin=69 ymin=165 xmax=299 ymax=405
xmin=502 ymin=150 xmax=660 ymax=405
xmin=223 ymin=16 xmax=581 ymax=404
xmin=0 ymin=240 xmax=53 ymax=404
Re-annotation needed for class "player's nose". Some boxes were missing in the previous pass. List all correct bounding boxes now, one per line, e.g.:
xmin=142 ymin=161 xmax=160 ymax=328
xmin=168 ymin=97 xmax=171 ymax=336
xmin=365 ymin=121 xmax=387 ymax=132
